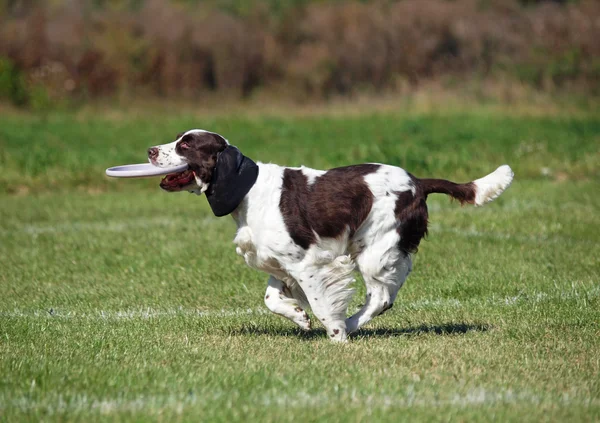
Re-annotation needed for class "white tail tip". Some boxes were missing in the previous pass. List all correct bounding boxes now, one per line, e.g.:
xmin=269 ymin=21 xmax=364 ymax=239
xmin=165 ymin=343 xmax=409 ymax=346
xmin=473 ymin=165 xmax=514 ymax=206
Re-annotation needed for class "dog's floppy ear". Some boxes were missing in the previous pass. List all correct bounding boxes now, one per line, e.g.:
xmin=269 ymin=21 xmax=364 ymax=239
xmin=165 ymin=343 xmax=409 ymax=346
xmin=205 ymin=145 xmax=259 ymax=217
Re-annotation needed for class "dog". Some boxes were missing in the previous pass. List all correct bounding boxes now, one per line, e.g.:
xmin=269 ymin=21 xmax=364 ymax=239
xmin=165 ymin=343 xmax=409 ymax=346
xmin=148 ymin=129 xmax=513 ymax=342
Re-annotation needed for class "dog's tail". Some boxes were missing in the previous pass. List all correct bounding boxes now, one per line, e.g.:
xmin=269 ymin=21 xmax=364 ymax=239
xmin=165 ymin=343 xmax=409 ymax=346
xmin=419 ymin=165 xmax=514 ymax=206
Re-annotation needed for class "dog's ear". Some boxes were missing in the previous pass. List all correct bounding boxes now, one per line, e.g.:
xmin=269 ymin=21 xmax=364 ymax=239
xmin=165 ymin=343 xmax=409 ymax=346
xmin=205 ymin=146 xmax=259 ymax=217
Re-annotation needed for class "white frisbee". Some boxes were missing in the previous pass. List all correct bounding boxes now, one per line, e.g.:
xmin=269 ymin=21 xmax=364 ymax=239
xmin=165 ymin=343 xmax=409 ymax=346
xmin=106 ymin=163 xmax=189 ymax=178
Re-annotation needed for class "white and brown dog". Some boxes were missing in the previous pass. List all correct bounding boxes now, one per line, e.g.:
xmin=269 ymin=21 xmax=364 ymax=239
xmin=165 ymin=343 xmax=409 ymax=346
xmin=148 ymin=129 xmax=513 ymax=342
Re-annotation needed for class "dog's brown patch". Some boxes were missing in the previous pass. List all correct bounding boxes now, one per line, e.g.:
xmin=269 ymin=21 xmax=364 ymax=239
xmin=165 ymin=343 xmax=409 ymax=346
xmin=420 ymin=178 xmax=476 ymax=205
xmin=280 ymin=164 xmax=379 ymax=249
xmin=279 ymin=169 xmax=315 ymax=249
xmin=395 ymin=174 xmax=477 ymax=254
xmin=394 ymin=182 xmax=429 ymax=255
xmin=176 ymin=132 xmax=228 ymax=184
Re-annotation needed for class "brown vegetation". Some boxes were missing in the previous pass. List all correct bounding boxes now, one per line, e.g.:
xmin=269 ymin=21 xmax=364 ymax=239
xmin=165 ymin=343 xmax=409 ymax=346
xmin=0 ymin=0 xmax=599 ymax=106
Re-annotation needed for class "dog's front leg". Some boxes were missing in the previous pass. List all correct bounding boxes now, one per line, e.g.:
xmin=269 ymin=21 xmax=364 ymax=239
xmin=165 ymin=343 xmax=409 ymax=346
xmin=264 ymin=276 xmax=311 ymax=331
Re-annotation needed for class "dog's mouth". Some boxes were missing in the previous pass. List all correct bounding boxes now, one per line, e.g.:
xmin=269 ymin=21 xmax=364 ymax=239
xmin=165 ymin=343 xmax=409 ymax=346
xmin=160 ymin=169 xmax=196 ymax=191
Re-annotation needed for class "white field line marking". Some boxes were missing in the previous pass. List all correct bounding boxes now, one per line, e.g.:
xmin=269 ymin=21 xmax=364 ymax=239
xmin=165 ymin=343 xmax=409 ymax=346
xmin=429 ymin=224 xmax=597 ymax=246
xmin=3 ymin=387 xmax=599 ymax=415
xmin=2 ymin=288 xmax=597 ymax=320
xmin=0 ymin=216 xmax=217 ymax=236
xmin=2 ymin=217 xmax=595 ymax=247
xmin=401 ymin=287 xmax=600 ymax=311
xmin=427 ymin=198 xmax=597 ymax=213
xmin=0 ymin=307 xmax=271 ymax=320
xmin=259 ymin=387 xmax=600 ymax=409
xmin=3 ymin=196 xmax=596 ymax=238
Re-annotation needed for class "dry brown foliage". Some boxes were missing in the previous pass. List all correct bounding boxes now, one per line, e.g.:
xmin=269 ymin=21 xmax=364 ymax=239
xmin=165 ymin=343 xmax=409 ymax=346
xmin=0 ymin=0 xmax=598 ymax=104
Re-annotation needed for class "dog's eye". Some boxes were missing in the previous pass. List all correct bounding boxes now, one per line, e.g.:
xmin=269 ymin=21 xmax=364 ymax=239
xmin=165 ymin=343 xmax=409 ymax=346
xmin=179 ymin=141 xmax=190 ymax=150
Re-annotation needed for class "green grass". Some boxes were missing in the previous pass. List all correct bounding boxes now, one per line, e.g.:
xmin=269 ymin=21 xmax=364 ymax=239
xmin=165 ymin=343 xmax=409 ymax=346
xmin=1 ymin=110 xmax=599 ymax=194
xmin=1 ymin=109 xmax=599 ymax=421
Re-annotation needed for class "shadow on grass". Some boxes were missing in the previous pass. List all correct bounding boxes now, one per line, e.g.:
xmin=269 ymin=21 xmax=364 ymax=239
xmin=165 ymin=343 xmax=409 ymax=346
xmin=350 ymin=323 xmax=491 ymax=339
xmin=232 ymin=322 xmax=491 ymax=340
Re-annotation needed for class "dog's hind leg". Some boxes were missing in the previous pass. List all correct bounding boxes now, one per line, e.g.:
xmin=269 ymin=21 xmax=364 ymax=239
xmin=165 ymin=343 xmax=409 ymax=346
xmin=264 ymin=276 xmax=311 ymax=331
xmin=288 ymin=254 xmax=356 ymax=342
xmin=346 ymin=245 xmax=412 ymax=334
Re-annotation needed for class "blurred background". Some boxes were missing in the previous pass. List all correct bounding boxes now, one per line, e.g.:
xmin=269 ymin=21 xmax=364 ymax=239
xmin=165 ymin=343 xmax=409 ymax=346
xmin=2 ymin=3 xmax=600 ymax=420
xmin=1 ymin=0 xmax=599 ymax=111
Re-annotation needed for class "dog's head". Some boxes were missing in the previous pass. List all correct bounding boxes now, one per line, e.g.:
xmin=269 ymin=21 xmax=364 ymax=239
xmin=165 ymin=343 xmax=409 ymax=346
xmin=148 ymin=130 xmax=228 ymax=193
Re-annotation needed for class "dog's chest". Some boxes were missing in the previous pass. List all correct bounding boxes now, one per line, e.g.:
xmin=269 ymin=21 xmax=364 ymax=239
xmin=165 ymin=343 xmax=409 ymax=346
xmin=233 ymin=225 xmax=291 ymax=282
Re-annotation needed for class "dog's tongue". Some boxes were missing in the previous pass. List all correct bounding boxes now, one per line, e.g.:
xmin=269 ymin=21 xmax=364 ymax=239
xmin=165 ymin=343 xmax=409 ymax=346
xmin=161 ymin=170 xmax=193 ymax=187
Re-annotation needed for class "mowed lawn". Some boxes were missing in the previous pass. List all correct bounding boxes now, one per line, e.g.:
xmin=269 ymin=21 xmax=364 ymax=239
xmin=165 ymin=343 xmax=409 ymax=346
xmin=0 ymin=109 xmax=599 ymax=421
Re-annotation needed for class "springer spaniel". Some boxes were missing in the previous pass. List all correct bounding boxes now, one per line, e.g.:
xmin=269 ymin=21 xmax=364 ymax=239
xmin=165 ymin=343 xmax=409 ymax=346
xmin=148 ymin=130 xmax=513 ymax=342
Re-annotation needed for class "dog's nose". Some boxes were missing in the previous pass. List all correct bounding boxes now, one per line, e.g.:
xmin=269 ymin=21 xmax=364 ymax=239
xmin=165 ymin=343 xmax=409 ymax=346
xmin=148 ymin=147 xmax=159 ymax=160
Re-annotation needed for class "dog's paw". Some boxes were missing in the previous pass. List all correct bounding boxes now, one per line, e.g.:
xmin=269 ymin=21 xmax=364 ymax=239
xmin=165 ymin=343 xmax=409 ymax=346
xmin=326 ymin=324 xmax=348 ymax=343
xmin=293 ymin=307 xmax=311 ymax=331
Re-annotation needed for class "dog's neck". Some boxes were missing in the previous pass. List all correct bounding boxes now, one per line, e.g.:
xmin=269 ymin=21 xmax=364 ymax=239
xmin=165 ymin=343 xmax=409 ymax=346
xmin=229 ymin=164 xmax=262 ymax=228
xmin=230 ymin=194 xmax=249 ymax=227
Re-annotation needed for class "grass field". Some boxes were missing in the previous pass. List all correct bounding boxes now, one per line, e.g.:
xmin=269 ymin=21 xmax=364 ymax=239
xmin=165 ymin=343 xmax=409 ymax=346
xmin=1 ymin=107 xmax=599 ymax=421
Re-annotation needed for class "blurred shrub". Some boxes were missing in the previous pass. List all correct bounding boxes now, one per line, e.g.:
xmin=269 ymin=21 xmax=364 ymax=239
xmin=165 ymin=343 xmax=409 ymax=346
xmin=0 ymin=0 xmax=598 ymax=105
xmin=0 ymin=57 xmax=28 ymax=105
